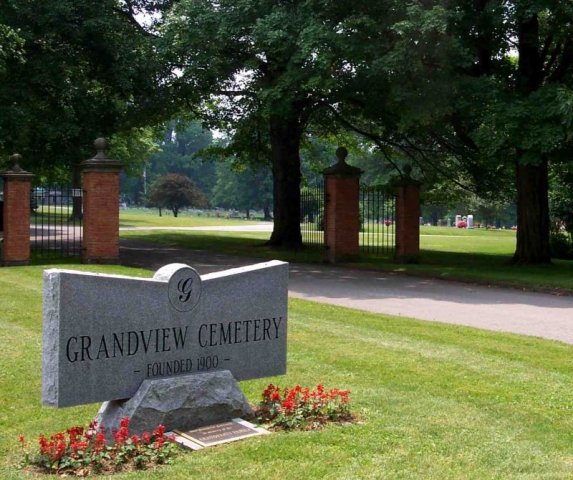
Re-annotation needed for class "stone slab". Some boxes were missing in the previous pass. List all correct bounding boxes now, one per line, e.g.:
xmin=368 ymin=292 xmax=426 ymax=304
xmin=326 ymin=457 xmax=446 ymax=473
xmin=96 ymin=370 xmax=253 ymax=437
xmin=42 ymin=260 xmax=288 ymax=407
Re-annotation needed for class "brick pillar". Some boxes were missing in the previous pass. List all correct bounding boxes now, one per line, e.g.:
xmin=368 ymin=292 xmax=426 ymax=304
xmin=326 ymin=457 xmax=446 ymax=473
xmin=1 ymin=154 xmax=34 ymax=266
xmin=394 ymin=176 xmax=421 ymax=264
xmin=323 ymin=147 xmax=363 ymax=263
xmin=81 ymin=138 xmax=123 ymax=264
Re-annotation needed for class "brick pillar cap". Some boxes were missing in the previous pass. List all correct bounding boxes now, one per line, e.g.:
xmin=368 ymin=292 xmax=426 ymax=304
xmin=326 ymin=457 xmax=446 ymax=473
xmin=81 ymin=138 xmax=123 ymax=172
xmin=323 ymin=146 xmax=363 ymax=178
xmin=2 ymin=153 xmax=34 ymax=179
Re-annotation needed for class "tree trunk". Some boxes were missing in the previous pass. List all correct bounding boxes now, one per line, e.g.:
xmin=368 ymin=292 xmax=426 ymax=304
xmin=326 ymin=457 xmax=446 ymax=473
xmin=173 ymin=207 xmax=179 ymax=218
xmin=511 ymin=12 xmax=550 ymax=264
xmin=512 ymin=157 xmax=551 ymax=264
xmin=263 ymin=204 xmax=272 ymax=221
xmin=267 ymin=113 xmax=303 ymax=248
xmin=245 ymin=208 xmax=250 ymax=219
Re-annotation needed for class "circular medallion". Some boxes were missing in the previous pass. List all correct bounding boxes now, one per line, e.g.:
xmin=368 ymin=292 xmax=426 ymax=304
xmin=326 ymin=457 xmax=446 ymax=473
xmin=167 ymin=266 xmax=202 ymax=312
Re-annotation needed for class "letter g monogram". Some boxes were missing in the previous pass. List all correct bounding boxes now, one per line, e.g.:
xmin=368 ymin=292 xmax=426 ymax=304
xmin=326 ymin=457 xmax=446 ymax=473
xmin=177 ymin=277 xmax=194 ymax=303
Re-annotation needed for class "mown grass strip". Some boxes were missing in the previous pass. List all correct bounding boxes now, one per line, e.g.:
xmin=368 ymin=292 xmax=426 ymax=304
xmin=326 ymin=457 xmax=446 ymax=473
xmin=1 ymin=265 xmax=573 ymax=478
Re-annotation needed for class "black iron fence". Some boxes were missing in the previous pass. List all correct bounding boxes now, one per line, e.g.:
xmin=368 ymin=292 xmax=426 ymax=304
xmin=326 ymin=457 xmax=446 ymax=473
xmin=300 ymin=181 xmax=325 ymax=248
xmin=31 ymin=185 xmax=83 ymax=258
xmin=360 ymin=184 xmax=396 ymax=255
xmin=300 ymin=181 xmax=396 ymax=256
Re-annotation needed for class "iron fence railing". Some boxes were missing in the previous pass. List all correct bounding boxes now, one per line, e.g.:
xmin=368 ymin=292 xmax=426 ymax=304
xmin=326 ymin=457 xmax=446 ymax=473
xmin=300 ymin=181 xmax=396 ymax=256
xmin=359 ymin=184 xmax=396 ymax=256
xmin=300 ymin=181 xmax=325 ymax=248
xmin=31 ymin=185 xmax=83 ymax=258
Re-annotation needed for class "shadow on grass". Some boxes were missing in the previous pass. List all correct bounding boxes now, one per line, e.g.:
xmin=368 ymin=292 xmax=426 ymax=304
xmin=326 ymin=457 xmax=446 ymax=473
xmin=119 ymin=230 xmax=573 ymax=293
xmin=30 ymin=252 xmax=81 ymax=267
xmin=122 ymin=231 xmax=328 ymax=264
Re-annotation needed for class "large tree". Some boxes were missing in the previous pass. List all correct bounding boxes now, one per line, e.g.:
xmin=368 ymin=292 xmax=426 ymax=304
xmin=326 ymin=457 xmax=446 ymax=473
xmin=442 ymin=0 xmax=573 ymax=263
xmin=161 ymin=0 xmax=382 ymax=247
xmin=328 ymin=0 xmax=573 ymax=264
xmin=0 ymin=0 xmax=173 ymax=178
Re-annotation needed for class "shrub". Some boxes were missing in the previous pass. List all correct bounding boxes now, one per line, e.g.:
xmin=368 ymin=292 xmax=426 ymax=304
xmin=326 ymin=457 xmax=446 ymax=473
xmin=254 ymin=383 xmax=352 ymax=430
xmin=19 ymin=418 xmax=178 ymax=476
xmin=550 ymin=232 xmax=573 ymax=259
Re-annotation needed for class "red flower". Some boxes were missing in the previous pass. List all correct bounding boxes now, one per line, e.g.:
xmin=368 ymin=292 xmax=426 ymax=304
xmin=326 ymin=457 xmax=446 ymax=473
xmin=282 ymin=399 xmax=295 ymax=413
xmin=153 ymin=424 xmax=166 ymax=438
xmin=94 ymin=432 xmax=106 ymax=452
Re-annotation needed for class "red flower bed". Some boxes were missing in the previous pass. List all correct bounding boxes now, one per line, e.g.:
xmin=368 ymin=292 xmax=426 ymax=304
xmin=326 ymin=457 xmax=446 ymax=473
xmin=254 ymin=383 xmax=353 ymax=430
xmin=19 ymin=418 xmax=178 ymax=476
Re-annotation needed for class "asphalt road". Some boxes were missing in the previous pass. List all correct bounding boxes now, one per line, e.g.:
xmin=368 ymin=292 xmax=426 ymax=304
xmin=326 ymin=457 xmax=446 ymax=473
xmin=120 ymin=238 xmax=573 ymax=345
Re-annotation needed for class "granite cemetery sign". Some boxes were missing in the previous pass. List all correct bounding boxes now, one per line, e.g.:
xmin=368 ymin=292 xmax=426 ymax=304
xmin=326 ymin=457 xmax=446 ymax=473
xmin=42 ymin=261 xmax=288 ymax=409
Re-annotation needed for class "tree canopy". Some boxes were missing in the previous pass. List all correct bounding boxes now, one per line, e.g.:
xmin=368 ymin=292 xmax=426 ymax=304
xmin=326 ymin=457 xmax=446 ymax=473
xmin=322 ymin=0 xmax=573 ymax=263
xmin=161 ymin=0 xmax=379 ymax=247
xmin=0 ymin=0 xmax=172 ymax=177
xmin=2 ymin=0 xmax=572 ymax=263
xmin=148 ymin=173 xmax=207 ymax=217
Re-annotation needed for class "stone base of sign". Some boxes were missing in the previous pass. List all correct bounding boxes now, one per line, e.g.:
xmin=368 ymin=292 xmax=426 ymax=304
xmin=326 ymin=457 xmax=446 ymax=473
xmin=96 ymin=371 xmax=253 ymax=438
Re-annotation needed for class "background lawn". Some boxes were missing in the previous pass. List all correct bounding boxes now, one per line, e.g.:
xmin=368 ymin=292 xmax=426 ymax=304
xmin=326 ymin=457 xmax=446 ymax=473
xmin=119 ymin=212 xmax=573 ymax=293
xmin=1 ymin=264 xmax=573 ymax=479
xmin=119 ymin=208 xmax=266 ymax=228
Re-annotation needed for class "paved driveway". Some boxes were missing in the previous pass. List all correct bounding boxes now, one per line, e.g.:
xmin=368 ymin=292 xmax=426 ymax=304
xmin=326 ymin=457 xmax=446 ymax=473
xmin=120 ymin=239 xmax=573 ymax=345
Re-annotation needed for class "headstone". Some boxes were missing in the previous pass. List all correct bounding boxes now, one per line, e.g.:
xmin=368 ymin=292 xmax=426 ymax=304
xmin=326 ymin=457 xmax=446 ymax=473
xmin=42 ymin=260 xmax=288 ymax=408
xmin=467 ymin=214 xmax=474 ymax=229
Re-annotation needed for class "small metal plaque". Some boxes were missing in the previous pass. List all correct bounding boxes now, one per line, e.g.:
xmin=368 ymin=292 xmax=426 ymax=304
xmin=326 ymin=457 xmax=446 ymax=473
xmin=173 ymin=419 xmax=268 ymax=449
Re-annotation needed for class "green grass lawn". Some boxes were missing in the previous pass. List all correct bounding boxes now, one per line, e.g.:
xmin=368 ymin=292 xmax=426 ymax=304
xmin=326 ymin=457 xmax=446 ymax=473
xmin=2 ymin=264 xmax=573 ymax=479
xmin=121 ymin=224 xmax=573 ymax=293
xmin=119 ymin=208 xmax=264 ymax=228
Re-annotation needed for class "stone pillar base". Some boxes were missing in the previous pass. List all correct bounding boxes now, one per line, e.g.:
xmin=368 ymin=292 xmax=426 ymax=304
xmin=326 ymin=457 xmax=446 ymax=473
xmin=326 ymin=251 xmax=360 ymax=264
xmin=82 ymin=256 xmax=120 ymax=265
xmin=1 ymin=259 xmax=30 ymax=267
xmin=394 ymin=254 xmax=420 ymax=264
xmin=96 ymin=371 xmax=253 ymax=439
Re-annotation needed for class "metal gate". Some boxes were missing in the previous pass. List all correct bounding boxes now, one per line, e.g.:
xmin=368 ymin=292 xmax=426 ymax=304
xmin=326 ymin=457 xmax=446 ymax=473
xmin=300 ymin=181 xmax=325 ymax=248
xmin=31 ymin=185 xmax=83 ymax=258
xmin=360 ymin=184 xmax=396 ymax=255
xmin=300 ymin=181 xmax=396 ymax=255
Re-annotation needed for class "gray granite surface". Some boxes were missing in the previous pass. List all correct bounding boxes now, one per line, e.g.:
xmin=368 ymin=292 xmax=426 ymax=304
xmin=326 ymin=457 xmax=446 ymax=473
xmin=42 ymin=261 xmax=288 ymax=407
xmin=95 ymin=370 xmax=253 ymax=437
